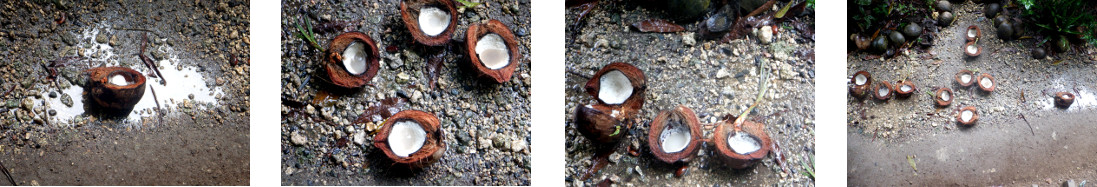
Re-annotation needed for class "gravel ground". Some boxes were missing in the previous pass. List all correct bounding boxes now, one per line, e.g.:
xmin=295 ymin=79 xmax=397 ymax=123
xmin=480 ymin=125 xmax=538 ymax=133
xmin=0 ymin=0 xmax=250 ymax=185
xmin=565 ymin=1 xmax=816 ymax=186
xmin=279 ymin=0 xmax=531 ymax=185
xmin=847 ymin=2 xmax=1097 ymax=185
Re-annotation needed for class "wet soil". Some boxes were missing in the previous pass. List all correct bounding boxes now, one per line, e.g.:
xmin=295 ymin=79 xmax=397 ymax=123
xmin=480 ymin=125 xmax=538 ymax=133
xmin=565 ymin=1 xmax=815 ymax=186
xmin=0 ymin=0 xmax=250 ymax=185
xmin=847 ymin=2 xmax=1097 ymax=185
xmin=279 ymin=0 xmax=531 ymax=185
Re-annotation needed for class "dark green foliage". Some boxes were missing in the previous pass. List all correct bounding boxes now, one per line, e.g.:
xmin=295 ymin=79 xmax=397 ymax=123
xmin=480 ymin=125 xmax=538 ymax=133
xmin=1019 ymin=0 xmax=1097 ymax=45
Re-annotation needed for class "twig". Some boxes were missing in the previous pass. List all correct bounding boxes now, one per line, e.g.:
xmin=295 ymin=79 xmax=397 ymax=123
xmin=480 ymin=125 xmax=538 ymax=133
xmin=139 ymin=33 xmax=166 ymax=85
xmin=151 ymin=86 xmax=162 ymax=126
xmin=734 ymin=57 xmax=770 ymax=128
xmin=113 ymin=27 xmax=154 ymax=32
xmin=566 ymin=69 xmax=591 ymax=80
xmin=1019 ymin=113 xmax=1034 ymax=136
xmin=0 ymin=159 xmax=15 ymax=185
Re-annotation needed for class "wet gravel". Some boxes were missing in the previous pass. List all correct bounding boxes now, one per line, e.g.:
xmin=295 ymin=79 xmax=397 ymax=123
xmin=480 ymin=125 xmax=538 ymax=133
xmin=0 ymin=0 xmax=249 ymax=185
xmin=847 ymin=1 xmax=1097 ymax=185
xmin=565 ymin=2 xmax=815 ymax=186
xmin=279 ymin=0 xmax=531 ymax=185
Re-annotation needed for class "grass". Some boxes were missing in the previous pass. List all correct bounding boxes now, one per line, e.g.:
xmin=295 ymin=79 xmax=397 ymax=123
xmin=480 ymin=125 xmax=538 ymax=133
xmin=295 ymin=17 xmax=325 ymax=51
xmin=801 ymin=154 xmax=814 ymax=179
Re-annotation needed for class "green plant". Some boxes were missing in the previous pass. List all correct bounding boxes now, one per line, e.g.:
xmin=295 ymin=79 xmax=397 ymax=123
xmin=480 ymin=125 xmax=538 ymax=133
xmin=454 ymin=0 xmax=481 ymax=9
xmin=1019 ymin=0 xmax=1097 ymax=45
xmin=295 ymin=17 xmax=325 ymax=51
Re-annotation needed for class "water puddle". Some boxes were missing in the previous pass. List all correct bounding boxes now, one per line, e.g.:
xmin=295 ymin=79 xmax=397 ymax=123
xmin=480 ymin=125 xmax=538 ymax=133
xmin=33 ymin=26 xmax=223 ymax=126
xmin=1039 ymin=78 xmax=1097 ymax=111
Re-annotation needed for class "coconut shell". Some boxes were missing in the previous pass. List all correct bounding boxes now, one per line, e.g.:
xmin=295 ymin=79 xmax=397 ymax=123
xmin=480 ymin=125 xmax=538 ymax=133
xmin=964 ymin=41 xmax=982 ymax=57
xmin=935 ymin=87 xmax=953 ymax=107
xmin=373 ymin=110 xmax=445 ymax=168
xmin=955 ymin=70 xmax=975 ymax=87
xmin=466 ymin=19 xmax=521 ymax=83
xmin=1055 ymin=92 xmax=1075 ymax=108
xmin=712 ymin=118 xmax=772 ymax=169
xmin=325 ymin=32 xmax=381 ymax=89
xmin=956 ymin=106 xmax=978 ymax=126
xmin=574 ymin=104 xmax=626 ymax=145
xmin=894 ymin=80 xmax=916 ymax=98
xmin=965 ymin=25 xmax=981 ymax=41
xmin=401 ymin=0 xmax=458 ymax=46
xmin=850 ymin=71 xmax=872 ymax=98
xmin=584 ymin=62 xmax=647 ymax=117
xmin=976 ymin=73 xmax=996 ymax=92
xmin=647 ymin=105 xmax=703 ymax=164
xmin=872 ymin=81 xmax=893 ymax=100
xmin=86 ymin=67 xmax=146 ymax=111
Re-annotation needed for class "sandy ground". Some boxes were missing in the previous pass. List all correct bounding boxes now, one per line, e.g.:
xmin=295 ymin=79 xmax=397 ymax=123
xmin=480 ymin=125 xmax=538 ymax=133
xmin=0 ymin=0 xmax=250 ymax=185
xmin=847 ymin=2 xmax=1097 ymax=186
xmin=565 ymin=1 xmax=816 ymax=186
xmin=279 ymin=0 xmax=531 ymax=185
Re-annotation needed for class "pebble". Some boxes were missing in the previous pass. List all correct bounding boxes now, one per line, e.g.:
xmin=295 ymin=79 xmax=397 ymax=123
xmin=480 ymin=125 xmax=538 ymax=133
xmin=96 ymin=33 xmax=108 ymax=44
xmin=60 ymin=93 xmax=73 ymax=107
xmin=682 ymin=33 xmax=696 ymax=46
xmin=21 ymin=98 xmax=33 ymax=111
xmin=396 ymin=72 xmax=411 ymax=83
xmin=49 ymin=92 xmax=57 ymax=98
xmin=291 ymin=131 xmax=308 ymax=146
xmin=411 ymin=90 xmax=423 ymax=103
xmin=510 ymin=139 xmax=527 ymax=152
xmin=188 ymin=94 xmax=195 ymax=100
xmin=109 ymin=35 xmax=118 ymax=46
xmin=352 ymin=131 xmax=367 ymax=145
xmin=756 ymin=26 xmax=774 ymax=44
xmin=493 ymin=135 xmax=507 ymax=149
xmin=716 ymin=67 xmax=731 ymax=78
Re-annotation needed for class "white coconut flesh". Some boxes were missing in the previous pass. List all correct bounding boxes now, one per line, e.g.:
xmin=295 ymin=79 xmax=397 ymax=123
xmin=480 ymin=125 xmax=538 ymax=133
xmin=960 ymin=74 xmax=972 ymax=84
xmin=966 ymin=44 xmax=978 ymax=54
xmin=854 ymin=74 xmax=867 ymax=85
xmin=968 ymin=29 xmax=977 ymax=38
xmin=598 ymin=70 xmax=633 ymax=104
xmin=1063 ymin=95 xmax=1072 ymax=99
xmin=659 ymin=122 xmax=690 ymax=153
xmin=418 ymin=7 xmax=450 ymax=36
xmin=389 ymin=120 xmax=427 ymax=157
xmin=900 ymin=85 xmax=912 ymax=92
xmin=342 ymin=41 xmax=369 ymax=75
xmin=728 ymin=132 xmax=761 ymax=154
xmin=475 ymin=33 xmax=510 ymax=70
xmin=961 ymin=110 xmax=974 ymax=122
xmin=110 ymin=74 xmax=131 ymax=86
xmin=878 ymin=86 xmax=890 ymax=96
xmin=980 ymin=77 xmax=993 ymax=88
xmin=941 ymin=91 xmax=951 ymax=101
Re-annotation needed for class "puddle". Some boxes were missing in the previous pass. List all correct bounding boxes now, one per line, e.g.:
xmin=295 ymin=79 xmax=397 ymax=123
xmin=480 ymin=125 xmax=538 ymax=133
xmin=33 ymin=26 xmax=223 ymax=126
xmin=1039 ymin=78 xmax=1097 ymax=111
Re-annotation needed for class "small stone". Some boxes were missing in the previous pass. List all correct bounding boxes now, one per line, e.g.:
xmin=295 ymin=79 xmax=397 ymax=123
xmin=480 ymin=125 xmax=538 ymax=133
xmin=493 ymin=136 xmax=507 ymax=149
xmin=48 ymin=110 xmax=56 ymax=116
xmin=96 ymin=33 xmax=108 ymax=43
xmin=756 ymin=26 xmax=774 ymax=44
xmin=682 ymin=33 xmax=696 ymax=46
xmin=109 ymin=35 xmax=118 ymax=46
xmin=290 ymin=131 xmax=308 ymax=146
xmin=411 ymin=90 xmax=423 ymax=103
xmin=716 ymin=68 xmax=731 ymax=78
xmin=216 ymin=77 xmax=225 ymax=86
xmin=511 ymin=139 xmax=527 ymax=152
xmin=608 ymin=152 xmax=622 ymax=163
xmin=396 ymin=72 xmax=411 ymax=83
xmin=188 ymin=94 xmax=195 ymax=100
xmin=61 ymin=94 xmax=73 ymax=107
xmin=49 ymin=92 xmax=57 ymax=98
xmin=479 ymin=137 xmax=493 ymax=149
xmin=21 ymin=98 xmax=33 ymax=111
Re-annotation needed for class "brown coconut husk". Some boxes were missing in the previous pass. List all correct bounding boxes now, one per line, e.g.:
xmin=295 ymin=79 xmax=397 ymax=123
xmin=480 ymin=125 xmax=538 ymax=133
xmin=935 ymin=87 xmax=953 ymax=107
xmin=584 ymin=62 xmax=647 ymax=117
xmin=400 ymin=0 xmax=458 ymax=46
xmin=466 ymin=19 xmax=521 ymax=83
xmin=1055 ymin=92 xmax=1075 ymax=108
xmin=373 ymin=110 xmax=445 ymax=168
xmin=573 ymin=104 xmax=626 ymax=144
xmin=325 ymin=32 xmax=381 ymax=89
xmin=647 ymin=105 xmax=703 ymax=164
xmin=712 ymin=117 xmax=772 ymax=169
xmin=86 ymin=67 xmax=146 ymax=111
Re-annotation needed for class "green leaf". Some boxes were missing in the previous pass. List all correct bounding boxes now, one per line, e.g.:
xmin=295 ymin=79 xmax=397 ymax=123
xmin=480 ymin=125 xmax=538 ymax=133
xmin=454 ymin=0 xmax=481 ymax=9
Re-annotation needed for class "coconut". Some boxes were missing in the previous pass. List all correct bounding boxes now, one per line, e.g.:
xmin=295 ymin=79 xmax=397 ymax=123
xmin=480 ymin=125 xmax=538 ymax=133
xmin=985 ymin=3 xmax=1000 ymax=18
xmin=873 ymin=81 xmax=893 ymax=100
xmin=418 ymin=7 xmax=450 ymax=36
xmin=901 ymin=23 xmax=922 ymax=39
xmin=86 ymin=67 xmax=146 ymax=112
xmin=850 ymin=71 xmax=873 ymax=98
xmin=389 ymin=120 xmax=427 ymax=157
xmin=964 ymin=41 xmax=981 ymax=57
xmin=895 ymin=81 xmax=916 ymax=98
xmin=977 ymin=73 xmax=996 ymax=92
xmin=1055 ymin=92 xmax=1075 ymax=108
xmin=956 ymin=106 xmax=978 ymax=126
xmin=1032 ymin=48 xmax=1047 ymax=59
xmin=341 ymin=41 xmax=369 ymax=75
xmin=648 ymin=105 xmax=703 ymax=164
xmin=598 ymin=70 xmax=633 ymax=105
xmin=712 ymin=118 xmax=772 ymax=169
xmin=728 ymin=132 xmax=761 ymax=154
xmin=871 ymin=36 xmax=888 ymax=53
xmin=935 ymin=87 xmax=953 ymax=107
xmin=888 ymin=31 xmax=906 ymax=45
xmin=475 ymin=34 xmax=509 ymax=70
xmin=956 ymin=70 xmax=975 ymax=87
xmin=936 ymin=0 xmax=952 ymax=12
xmin=110 ymin=74 xmax=131 ymax=86
xmin=938 ymin=11 xmax=954 ymax=27
xmin=966 ymin=25 xmax=981 ymax=41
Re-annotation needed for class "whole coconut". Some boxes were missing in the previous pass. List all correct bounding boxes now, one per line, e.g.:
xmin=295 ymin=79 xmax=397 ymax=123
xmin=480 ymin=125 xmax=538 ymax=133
xmin=872 ymin=35 xmax=888 ymax=53
xmin=1032 ymin=47 xmax=1046 ymax=59
xmin=938 ymin=11 xmax=954 ymax=26
xmin=997 ymin=21 xmax=1013 ymax=40
xmin=985 ymin=3 xmax=1000 ymax=18
xmin=936 ymin=0 xmax=952 ymax=12
xmin=888 ymin=31 xmax=906 ymax=45
xmin=902 ymin=23 xmax=922 ymax=39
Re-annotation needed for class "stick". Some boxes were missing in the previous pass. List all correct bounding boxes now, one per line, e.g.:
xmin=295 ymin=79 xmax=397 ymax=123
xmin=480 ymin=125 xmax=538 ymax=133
xmin=1020 ymin=113 xmax=1034 ymax=136
xmin=0 ymin=159 xmax=15 ymax=185
xmin=151 ymin=86 xmax=163 ymax=126
xmin=139 ymin=34 xmax=167 ymax=85
xmin=734 ymin=57 xmax=770 ymax=128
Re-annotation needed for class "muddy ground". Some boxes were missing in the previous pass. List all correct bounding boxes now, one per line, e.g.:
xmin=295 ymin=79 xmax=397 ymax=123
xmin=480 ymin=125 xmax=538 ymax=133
xmin=847 ymin=2 xmax=1097 ymax=186
xmin=0 ymin=0 xmax=250 ymax=186
xmin=565 ymin=1 xmax=815 ymax=186
xmin=279 ymin=0 xmax=531 ymax=185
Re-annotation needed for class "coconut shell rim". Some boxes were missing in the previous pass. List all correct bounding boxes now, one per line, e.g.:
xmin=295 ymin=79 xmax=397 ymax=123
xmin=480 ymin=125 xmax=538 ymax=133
xmin=584 ymin=62 xmax=647 ymax=118
xmin=400 ymin=0 xmax=458 ymax=46
xmin=966 ymin=25 xmax=981 ymax=41
xmin=872 ymin=81 xmax=893 ymax=100
xmin=647 ymin=105 xmax=703 ymax=164
xmin=935 ymin=87 xmax=953 ymax=107
xmin=372 ymin=110 xmax=445 ymax=167
xmin=466 ymin=19 xmax=521 ymax=83
xmin=712 ymin=120 xmax=772 ymax=169
xmin=955 ymin=70 xmax=975 ymax=87
xmin=1055 ymin=92 xmax=1075 ymax=108
xmin=87 ymin=67 xmax=147 ymax=110
xmin=895 ymin=80 xmax=916 ymax=97
xmin=957 ymin=106 xmax=979 ymax=126
xmin=325 ymin=32 xmax=381 ymax=89
xmin=976 ymin=73 xmax=996 ymax=92
xmin=964 ymin=41 xmax=982 ymax=57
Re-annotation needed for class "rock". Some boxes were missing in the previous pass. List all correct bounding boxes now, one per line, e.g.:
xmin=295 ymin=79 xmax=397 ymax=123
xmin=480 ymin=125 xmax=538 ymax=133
xmin=682 ymin=33 xmax=696 ymax=46
xmin=608 ymin=152 xmax=622 ymax=163
xmin=511 ymin=139 xmax=527 ymax=152
xmin=396 ymin=72 xmax=410 ymax=83
xmin=756 ymin=26 xmax=773 ymax=44
xmin=96 ymin=33 xmax=108 ymax=43
xmin=216 ymin=77 xmax=225 ymax=86
xmin=411 ymin=90 xmax=423 ymax=103
xmin=291 ymin=131 xmax=308 ymax=146
xmin=61 ymin=93 xmax=73 ymax=107
xmin=49 ymin=92 xmax=57 ymax=98
xmin=188 ymin=93 xmax=195 ymax=100
xmin=479 ymin=136 xmax=493 ymax=150
xmin=21 ymin=98 xmax=33 ymax=111
xmin=493 ymin=135 xmax=507 ymax=149
xmin=109 ymin=35 xmax=118 ymax=46
xmin=48 ymin=109 xmax=56 ymax=116
xmin=716 ymin=68 xmax=731 ymax=78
